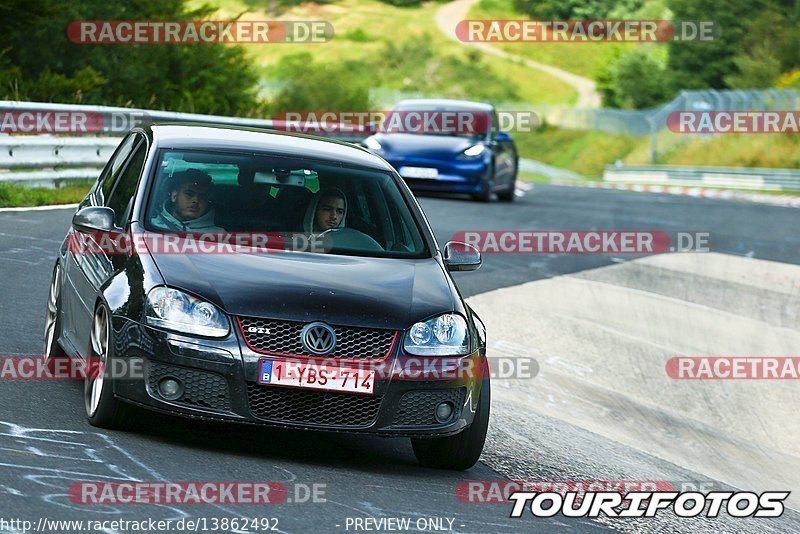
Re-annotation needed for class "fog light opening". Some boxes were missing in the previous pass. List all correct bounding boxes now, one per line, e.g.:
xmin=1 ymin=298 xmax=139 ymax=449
xmin=158 ymin=377 xmax=184 ymax=400
xmin=434 ymin=401 xmax=455 ymax=423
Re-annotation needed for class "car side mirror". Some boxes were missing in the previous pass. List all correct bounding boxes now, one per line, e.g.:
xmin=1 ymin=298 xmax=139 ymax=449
xmin=443 ymin=241 xmax=481 ymax=272
xmin=495 ymin=131 xmax=511 ymax=142
xmin=72 ymin=206 xmax=116 ymax=233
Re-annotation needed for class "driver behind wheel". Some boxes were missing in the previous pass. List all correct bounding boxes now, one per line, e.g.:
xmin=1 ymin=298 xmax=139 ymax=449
xmin=151 ymin=169 xmax=225 ymax=232
xmin=303 ymin=187 xmax=348 ymax=236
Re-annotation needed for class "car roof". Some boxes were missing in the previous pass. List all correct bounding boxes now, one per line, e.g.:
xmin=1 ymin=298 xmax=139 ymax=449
xmin=143 ymin=123 xmax=393 ymax=171
xmin=392 ymin=98 xmax=494 ymax=111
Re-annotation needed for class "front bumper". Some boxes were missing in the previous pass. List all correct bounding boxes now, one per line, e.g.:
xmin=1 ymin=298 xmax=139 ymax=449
xmin=111 ymin=318 xmax=485 ymax=437
xmin=383 ymin=155 xmax=490 ymax=194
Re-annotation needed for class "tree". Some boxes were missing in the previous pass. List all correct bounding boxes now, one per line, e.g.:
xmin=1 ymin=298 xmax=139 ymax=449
xmin=666 ymin=0 xmax=773 ymax=90
xmin=724 ymin=8 xmax=798 ymax=88
xmin=0 ymin=0 xmax=260 ymax=115
xmin=269 ymin=53 xmax=373 ymax=112
xmin=597 ymin=47 xmax=672 ymax=108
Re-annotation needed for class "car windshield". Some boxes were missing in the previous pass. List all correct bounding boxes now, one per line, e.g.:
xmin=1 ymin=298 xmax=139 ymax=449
xmin=144 ymin=149 xmax=430 ymax=258
xmin=385 ymin=104 xmax=489 ymax=140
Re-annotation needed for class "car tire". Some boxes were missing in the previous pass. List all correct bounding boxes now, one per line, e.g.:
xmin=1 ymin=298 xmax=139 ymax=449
xmin=473 ymin=165 xmax=494 ymax=202
xmin=85 ymin=304 xmax=136 ymax=430
xmin=498 ymin=161 xmax=518 ymax=202
xmin=411 ymin=376 xmax=490 ymax=470
xmin=43 ymin=263 xmax=68 ymax=372
xmin=497 ymin=183 xmax=515 ymax=202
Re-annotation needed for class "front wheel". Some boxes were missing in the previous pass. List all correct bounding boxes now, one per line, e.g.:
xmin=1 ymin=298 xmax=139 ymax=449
xmin=43 ymin=263 xmax=68 ymax=370
xmin=472 ymin=165 xmax=494 ymax=202
xmin=497 ymin=183 xmax=516 ymax=202
xmin=498 ymin=162 xmax=518 ymax=202
xmin=85 ymin=304 xmax=135 ymax=429
xmin=411 ymin=377 xmax=490 ymax=470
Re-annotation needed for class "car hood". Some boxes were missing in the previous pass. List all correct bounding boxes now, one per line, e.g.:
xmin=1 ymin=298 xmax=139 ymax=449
xmin=374 ymin=133 xmax=479 ymax=158
xmin=149 ymin=250 xmax=455 ymax=330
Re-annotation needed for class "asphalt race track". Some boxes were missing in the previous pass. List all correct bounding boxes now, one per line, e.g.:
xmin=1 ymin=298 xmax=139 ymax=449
xmin=0 ymin=184 xmax=798 ymax=533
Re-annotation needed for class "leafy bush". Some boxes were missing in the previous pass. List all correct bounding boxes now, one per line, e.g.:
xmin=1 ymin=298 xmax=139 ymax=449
xmin=667 ymin=0 xmax=799 ymax=91
xmin=341 ymin=28 xmax=375 ymax=42
xmin=269 ymin=53 xmax=374 ymax=112
xmin=597 ymin=47 xmax=672 ymax=109
xmin=0 ymin=0 xmax=260 ymax=115
xmin=377 ymin=0 xmax=425 ymax=6
xmin=512 ymin=0 xmax=644 ymax=19
xmin=373 ymin=35 xmax=521 ymax=101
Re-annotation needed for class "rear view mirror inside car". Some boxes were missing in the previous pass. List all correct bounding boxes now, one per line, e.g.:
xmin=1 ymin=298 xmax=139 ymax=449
xmin=254 ymin=170 xmax=308 ymax=187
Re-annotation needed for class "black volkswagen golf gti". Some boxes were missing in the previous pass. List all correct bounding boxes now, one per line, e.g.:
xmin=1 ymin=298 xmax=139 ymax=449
xmin=43 ymin=124 xmax=489 ymax=469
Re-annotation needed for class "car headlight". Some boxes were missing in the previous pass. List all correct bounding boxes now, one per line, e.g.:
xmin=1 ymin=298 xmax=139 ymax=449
xmin=404 ymin=313 xmax=470 ymax=356
xmin=364 ymin=137 xmax=382 ymax=151
xmin=145 ymin=287 xmax=229 ymax=337
xmin=462 ymin=144 xmax=486 ymax=157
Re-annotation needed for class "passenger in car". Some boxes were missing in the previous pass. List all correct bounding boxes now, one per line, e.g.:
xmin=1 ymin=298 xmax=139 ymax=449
xmin=151 ymin=169 xmax=225 ymax=232
xmin=303 ymin=187 xmax=348 ymax=236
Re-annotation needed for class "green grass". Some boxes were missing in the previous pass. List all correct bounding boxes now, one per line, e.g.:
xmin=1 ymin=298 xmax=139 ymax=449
xmin=468 ymin=0 xmax=631 ymax=79
xmin=0 ymin=180 xmax=93 ymax=208
xmin=190 ymin=0 xmax=578 ymax=105
xmin=516 ymin=127 xmax=800 ymax=194
xmin=517 ymin=171 xmax=556 ymax=183
xmin=626 ymin=133 xmax=800 ymax=169
xmin=514 ymin=127 xmax=639 ymax=177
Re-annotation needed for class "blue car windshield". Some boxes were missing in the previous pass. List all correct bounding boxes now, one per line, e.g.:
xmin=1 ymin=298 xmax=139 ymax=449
xmin=144 ymin=149 xmax=430 ymax=259
xmin=386 ymin=104 xmax=490 ymax=140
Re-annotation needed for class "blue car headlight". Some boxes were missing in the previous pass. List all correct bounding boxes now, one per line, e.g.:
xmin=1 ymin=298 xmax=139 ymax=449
xmin=145 ymin=287 xmax=229 ymax=337
xmin=457 ymin=144 xmax=487 ymax=161
xmin=404 ymin=313 xmax=470 ymax=356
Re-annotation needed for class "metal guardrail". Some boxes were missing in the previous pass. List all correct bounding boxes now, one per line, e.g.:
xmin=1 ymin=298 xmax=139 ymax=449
xmin=0 ymin=137 xmax=119 ymax=168
xmin=0 ymin=137 xmax=119 ymax=186
xmin=603 ymin=164 xmax=800 ymax=192
xmin=0 ymin=100 xmax=369 ymax=140
xmin=0 ymin=101 xmax=370 ymax=186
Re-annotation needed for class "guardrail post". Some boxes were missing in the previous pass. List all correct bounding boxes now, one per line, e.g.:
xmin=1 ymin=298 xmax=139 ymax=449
xmin=647 ymin=115 xmax=657 ymax=163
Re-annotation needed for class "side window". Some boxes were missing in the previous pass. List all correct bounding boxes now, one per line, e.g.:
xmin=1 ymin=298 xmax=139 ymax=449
xmin=99 ymin=134 xmax=138 ymax=205
xmin=107 ymin=141 xmax=147 ymax=228
xmin=351 ymin=181 xmax=373 ymax=225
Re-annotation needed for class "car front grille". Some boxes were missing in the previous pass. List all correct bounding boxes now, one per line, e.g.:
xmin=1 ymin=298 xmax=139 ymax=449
xmin=247 ymin=383 xmax=383 ymax=427
xmin=392 ymin=388 xmax=466 ymax=426
xmin=147 ymin=361 xmax=231 ymax=412
xmin=238 ymin=316 xmax=397 ymax=361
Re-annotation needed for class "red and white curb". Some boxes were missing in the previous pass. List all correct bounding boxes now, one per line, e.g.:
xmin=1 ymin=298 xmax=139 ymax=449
xmin=551 ymin=181 xmax=800 ymax=208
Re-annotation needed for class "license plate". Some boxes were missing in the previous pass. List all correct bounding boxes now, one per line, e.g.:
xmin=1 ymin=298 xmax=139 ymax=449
xmin=399 ymin=166 xmax=438 ymax=179
xmin=258 ymin=359 xmax=375 ymax=395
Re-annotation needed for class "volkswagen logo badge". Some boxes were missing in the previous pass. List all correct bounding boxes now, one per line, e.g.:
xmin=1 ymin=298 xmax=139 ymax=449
xmin=301 ymin=322 xmax=336 ymax=355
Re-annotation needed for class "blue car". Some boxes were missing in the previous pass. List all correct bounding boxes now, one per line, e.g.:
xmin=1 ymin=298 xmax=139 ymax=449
xmin=362 ymin=99 xmax=518 ymax=202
